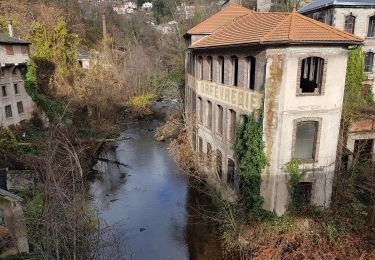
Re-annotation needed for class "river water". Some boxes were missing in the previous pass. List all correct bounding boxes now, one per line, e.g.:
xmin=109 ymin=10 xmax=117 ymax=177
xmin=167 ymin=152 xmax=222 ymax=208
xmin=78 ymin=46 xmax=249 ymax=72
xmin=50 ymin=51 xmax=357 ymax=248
xmin=90 ymin=120 xmax=224 ymax=260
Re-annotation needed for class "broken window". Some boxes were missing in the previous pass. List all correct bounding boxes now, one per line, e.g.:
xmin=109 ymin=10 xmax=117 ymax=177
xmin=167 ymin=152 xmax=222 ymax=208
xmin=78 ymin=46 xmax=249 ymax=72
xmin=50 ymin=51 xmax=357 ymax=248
xmin=227 ymin=158 xmax=235 ymax=190
xmin=206 ymin=100 xmax=212 ymax=130
xmin=368 ymin=16 xmax=375 ymax=38
xmin=228 ymin=109 xmax=236 ymax=140
xmin=344 ymin=15 xmax=356 ymax=34
xmin=216 ymin=150 xmax=223 ymax=180
xmin=365 ymin=52 xmax=374 ymax=73
xmin=247 ymin=56 xmax=256 ymax=90
xmin=219 ymin=56 xmax=225 ymax=84
xmin=299 ymin=57 xmax=324 ymax=94
xmin=198 ymin=97 xmax=203 ymax=124
xmin=354 ymin=139 xmax=373 ymax=163
xmin=1 ymin=85 xmax=7 ymax=97
xmin=231 ymin=56 xmax=239 ymax=86
xmin=294 ymin=182 xmax=312 ymax=208
xmin=5 ymin=105 xmax=12 ymax=118
xmin=198 ymin=56 xmax=203 ymax=80
xmin=207 ymin=56 xmax=213 ymax=81
xmin=294 ymin=121 xmax=318 ymax=160
xmin=17 ymin=101 xmax=24 ymax=114
xmin=217 ymin=105 xmax=224 ymax=135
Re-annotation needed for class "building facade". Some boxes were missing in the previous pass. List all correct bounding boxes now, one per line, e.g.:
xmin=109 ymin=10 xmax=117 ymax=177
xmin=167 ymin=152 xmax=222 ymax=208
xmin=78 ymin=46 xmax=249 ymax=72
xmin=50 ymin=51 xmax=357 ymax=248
xmin=0 ymin=32 xmax=34 ymax=128
xmin=299 ymin=0 xmax=375 ymax=166
xmin=185 ymin=4 xmax=362 ymax=215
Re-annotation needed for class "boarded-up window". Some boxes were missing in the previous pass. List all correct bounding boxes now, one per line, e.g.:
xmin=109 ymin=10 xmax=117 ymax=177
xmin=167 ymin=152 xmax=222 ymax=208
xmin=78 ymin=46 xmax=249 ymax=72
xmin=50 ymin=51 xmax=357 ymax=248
xmin=206 ymin=101 xmax=212 ymax=130
xmin=227 ymin=158 xmax=235 ymax=190
xmin=300 ymin=57 xmax=324 ymax=94
xmin=294 ymin=121 xmax=318 ymax=160
xmin=344 ymin=15 xmax=355 ymax=34
xmin=17 ymin=101 xmax=24 ymax=114
xmin=5 ymin=46 xmax=14 ymax=55
xmin=228 ymin=109 xmax=236 ymax=140
xmin=21 ymin=45 xmax=29 ymax=55
xmin=5 ymin=105 xmax=12 ymax=118
xmin=247 ymin=56 xmax=256 ymax=90
xmin=217 ymin=105 xmax=223 ymax=135
xmin=216 ymin=150 xmax=223 ymax=180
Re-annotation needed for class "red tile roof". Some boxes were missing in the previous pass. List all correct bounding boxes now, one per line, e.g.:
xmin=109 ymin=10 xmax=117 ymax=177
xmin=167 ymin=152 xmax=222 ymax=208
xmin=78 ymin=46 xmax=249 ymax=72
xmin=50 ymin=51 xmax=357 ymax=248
xmin=187 ymin=4 xmax=252 ymax=35
xmin=189 ymin=10 xmax=363 ymax=48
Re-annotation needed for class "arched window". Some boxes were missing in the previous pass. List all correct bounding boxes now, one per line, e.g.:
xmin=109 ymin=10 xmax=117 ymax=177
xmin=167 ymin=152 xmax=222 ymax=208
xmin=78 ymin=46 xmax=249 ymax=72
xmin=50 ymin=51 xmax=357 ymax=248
xmin=206 ymin=100 xmax=212 ymax=130
xmin=219 ymin=56 xmax=225 ymax=84
xmin=207 ymin=56 xmax=213 ymax=81
xmin=231 ymin=56 xmax=239 ymax=86
xmin=365 ymin=52 xmax=374 ymax=73
xmin=344 ymin=15 xmax=355 ymax=34
xmin=247 ymin=56 xmax=256 ymax=90
xmin=216 ymin=150 xmax=223 ymax=180
xmin=368 ymin=16 xmax=375 ymax=38
xmin=198 ymin=56 xmax=203 ymax=80
xmin=299 ymin=57 xmax=324 ymax=94
xmin=294 ymin=121 xmax=318 ymax=160
xmin=198 ymin=97 xmax=203 ymax=123
xmin=227 ymin=158 xmax=235 ymax=190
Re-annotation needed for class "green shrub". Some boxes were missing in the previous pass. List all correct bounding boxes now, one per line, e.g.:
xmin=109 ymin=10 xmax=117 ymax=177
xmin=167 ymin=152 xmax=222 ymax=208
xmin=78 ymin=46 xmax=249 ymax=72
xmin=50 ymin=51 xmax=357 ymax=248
xmin=129 ymin=93 xmax=155 ymax=118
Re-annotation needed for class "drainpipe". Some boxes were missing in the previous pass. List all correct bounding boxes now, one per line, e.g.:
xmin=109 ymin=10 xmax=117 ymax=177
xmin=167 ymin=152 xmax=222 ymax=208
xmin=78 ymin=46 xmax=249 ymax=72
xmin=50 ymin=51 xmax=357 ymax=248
xmin=7 ymin=21 xmax=14 ymax=37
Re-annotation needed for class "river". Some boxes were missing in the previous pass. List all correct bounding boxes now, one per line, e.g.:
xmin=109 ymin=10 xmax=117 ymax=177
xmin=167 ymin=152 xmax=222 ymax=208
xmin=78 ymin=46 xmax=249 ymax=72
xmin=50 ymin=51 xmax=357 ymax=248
xmin=90 ymin=120 xmax=224 ymax=260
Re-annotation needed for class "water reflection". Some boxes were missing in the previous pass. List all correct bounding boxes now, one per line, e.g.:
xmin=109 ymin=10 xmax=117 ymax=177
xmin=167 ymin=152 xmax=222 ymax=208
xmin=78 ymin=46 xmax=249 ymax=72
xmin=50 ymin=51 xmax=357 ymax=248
xmin=90 ymin=121 xmax=224 ymax=260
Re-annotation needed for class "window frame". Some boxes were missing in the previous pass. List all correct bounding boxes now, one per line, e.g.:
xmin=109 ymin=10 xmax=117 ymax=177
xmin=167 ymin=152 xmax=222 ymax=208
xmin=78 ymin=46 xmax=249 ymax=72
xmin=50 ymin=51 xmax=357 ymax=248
xmin=217 ymin=104 xmax=224 ymax=135
xmin=206 ymin=100 xmax=213 ymax=130
xmin=297 ymin=56 xmax=327 ymax=96
xmin=247 ymin=56 xmax=256 ymax=90
xmin=344 ymin=14 xmax=356 ymax=34
xmin=219 ymin=56 xmax=225 ymax=84
xmin=5 ymin=105 xmax=12 ymax=118
xmin=17 ymin=101 xmax=24 ymax=114
xmin=364 ymin=52 xmax=374 ymax=73
xmin=292 ymin=118 xmax=322 ymax=163
xmin=1 ymin=85 xmax=7 ymax=97
xmin=198 ymin=56 xmax=203 ymax=80
xmin=227 ymin=158 xmax=235 ymax=190
xmin=367 ymin=15 xmax=375 ymax=38
xmin=14 ymin=83 xmax=19 ymax=95
xmin=231 ymin=56 xmax=239 ymax=86
xmin=207 ymin=56 xmax=213 ymax=81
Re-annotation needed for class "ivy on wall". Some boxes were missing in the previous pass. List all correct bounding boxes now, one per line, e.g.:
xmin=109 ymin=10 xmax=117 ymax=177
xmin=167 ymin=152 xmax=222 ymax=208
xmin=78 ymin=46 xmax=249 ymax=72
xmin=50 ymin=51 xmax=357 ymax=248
xmin=234 ymin=114 xmax=267 ymax=215
xmin=283 ymin=159 xmax=307 ymax=212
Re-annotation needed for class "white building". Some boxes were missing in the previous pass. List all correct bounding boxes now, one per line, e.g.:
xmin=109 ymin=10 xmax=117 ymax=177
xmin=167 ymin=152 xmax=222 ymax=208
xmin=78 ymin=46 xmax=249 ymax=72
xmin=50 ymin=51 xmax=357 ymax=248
xmin=0 ymin=25 xmax=34 ymax=128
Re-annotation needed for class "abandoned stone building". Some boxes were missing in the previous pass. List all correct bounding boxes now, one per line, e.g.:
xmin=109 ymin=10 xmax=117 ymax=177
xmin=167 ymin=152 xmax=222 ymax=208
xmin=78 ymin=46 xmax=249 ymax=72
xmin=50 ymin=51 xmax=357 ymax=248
xmin=0 ymin=23 xmax=34 ymax=128
xmin=300 ymin=0 xmax=375 ymax=166
xmin=184 ymin=4 xmax=362 ymax=215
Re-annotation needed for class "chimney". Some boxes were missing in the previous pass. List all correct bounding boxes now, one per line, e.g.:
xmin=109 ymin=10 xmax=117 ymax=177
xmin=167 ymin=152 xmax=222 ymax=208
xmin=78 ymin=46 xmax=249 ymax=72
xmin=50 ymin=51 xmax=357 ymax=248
xmin=7 ymin=21 xmax=14 ymax=37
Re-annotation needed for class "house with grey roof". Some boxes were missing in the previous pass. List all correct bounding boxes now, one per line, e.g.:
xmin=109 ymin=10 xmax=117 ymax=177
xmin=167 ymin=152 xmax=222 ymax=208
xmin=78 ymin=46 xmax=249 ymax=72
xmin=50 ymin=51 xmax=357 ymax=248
xmin=300 ymin=0 xmax=375 ymax=168
xmin=0 ymin=22 xmax=34 ymax=128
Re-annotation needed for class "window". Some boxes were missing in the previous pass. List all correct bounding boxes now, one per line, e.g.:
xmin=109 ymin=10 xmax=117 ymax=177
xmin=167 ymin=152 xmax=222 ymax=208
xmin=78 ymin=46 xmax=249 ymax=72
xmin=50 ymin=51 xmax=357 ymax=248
xmin=207 ymin=56 xmax=213 ymax=81
xmin=294 ymin=182 xmax=313 ymax=208
xmin=247 ymin=56 xmax=256 ymax=90
xmin=299 ymin=57 xmax=324 ymax=94
xmin=231 ymin=56 xmax=239 ymax=86
xmin=5 ymin=105 xmax=12 ymax=118
xmin=227 ymin=158 xmax=235 ymax=190
xmin=294 ymin=121 xmax=318 ymax=160
xmin=198 ymin=56 xmax=203 ymax=80
xmin=219 ymin=56 xmax=225 ymax=84
xmin=368 ymin=16 xmax=375 ymax=38
xmin=14 ymin=84 xmax=19 ymax=94
xmin=207 ymin=143 xmax=212 ymax=162
xmin=0 ymin=68 xmax=4 ymax=77
xmin=198 ymin=97 xmax=203 ymax=123
xmin=17 ymin=101 xmax=24 ymax=114
xmin=216 ymin=150 xmax=223 ymax=180
xmin=5 ymin=46 xmax=14 ymax=55
xmin=206 ymin=100 xmax=212 ymax=130
xmin=198 ymin=137 xmax=203 ymax=153
xmin=344 ymin=15 xmax=355 ymax=34
xmin=21 ymin=45 xmax=29 ymax=55
xmin=365 ymin=52 xmax=374 ymax=73
xmin=1 ymin=85 xmax=7 ymax=97
xmin=354 ymin=139 xmax=373 ymax=163
xmin=217 ymin=105 xmax=224 ymax=135
xmin=228 ymin=109 xmax=236 ymax=140
xmin=192 ymin=133 xmax=197 ymax=151
xmin=0 ymin=209 xmax=5 ymax=225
